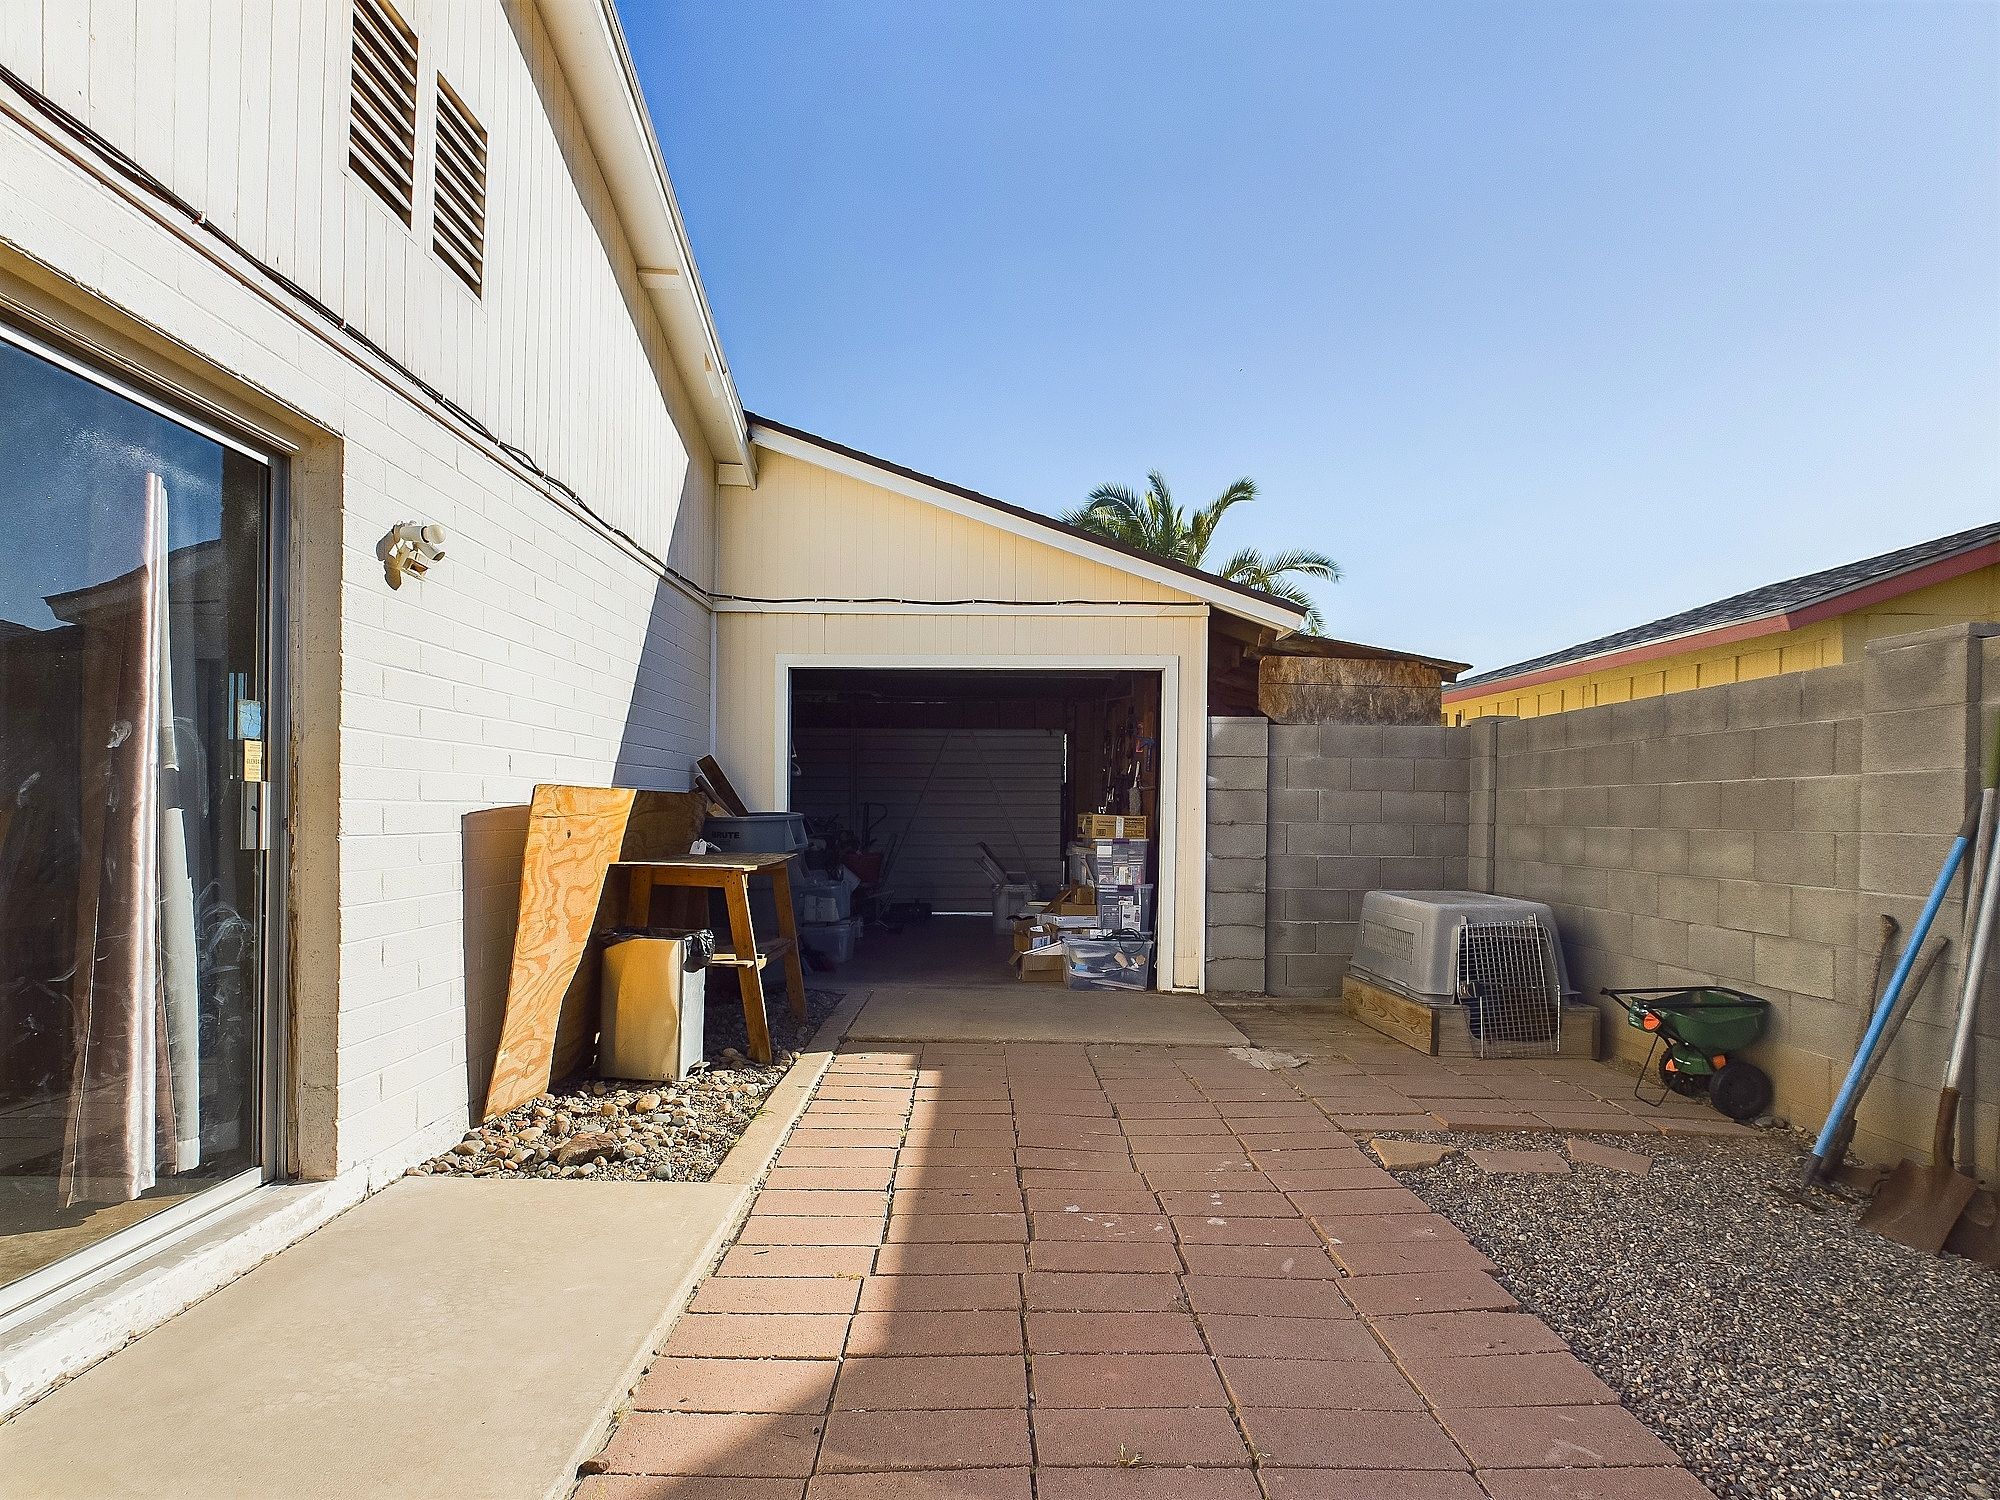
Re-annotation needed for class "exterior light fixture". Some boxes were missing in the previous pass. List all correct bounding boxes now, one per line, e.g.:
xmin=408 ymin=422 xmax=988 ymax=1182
xmin=382 ymin=522 xmax=446 ymax=588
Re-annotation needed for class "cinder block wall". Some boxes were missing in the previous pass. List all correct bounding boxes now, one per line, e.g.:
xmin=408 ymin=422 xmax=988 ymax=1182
xmin=1205 ymin=718 xmax=1269 ymax=993
xmin=1263 ymin=724 xmax=1470 ymax=997
xmin=1475 ymin=623 xmax=1997 ymax=1176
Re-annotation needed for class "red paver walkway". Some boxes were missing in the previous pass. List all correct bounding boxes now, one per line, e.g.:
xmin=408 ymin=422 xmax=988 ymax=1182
xmin=582 ymin=1037 xmax=1715 ymax=1499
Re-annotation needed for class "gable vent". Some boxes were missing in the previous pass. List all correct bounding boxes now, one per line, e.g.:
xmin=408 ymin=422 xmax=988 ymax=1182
xmin=348 ymin=0 xmax=419 ymax=224
xmin=431 ymin=78 xmax=489 ymax=294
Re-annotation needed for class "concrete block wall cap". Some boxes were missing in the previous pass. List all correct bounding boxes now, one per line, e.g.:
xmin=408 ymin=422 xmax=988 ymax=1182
xmin=1864 ymin=621 xmax=2000 ymax=652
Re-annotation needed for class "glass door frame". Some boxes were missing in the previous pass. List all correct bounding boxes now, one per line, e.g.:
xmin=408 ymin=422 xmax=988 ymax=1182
xmin=0 ymin=314 xmax=291 ymax=1330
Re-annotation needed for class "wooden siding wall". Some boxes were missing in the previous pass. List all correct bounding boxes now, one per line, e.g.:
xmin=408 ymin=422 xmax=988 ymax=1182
xmin=792 ymin=727 xmax=1068 ymax=911
xmin=1449 ymin=564 xmax=2000 ymax=723
xmin=0 ymin=0 xmax=714 ymax=579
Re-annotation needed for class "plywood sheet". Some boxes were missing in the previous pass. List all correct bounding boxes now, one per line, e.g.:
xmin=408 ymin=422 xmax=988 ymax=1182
xmin=484 ymin=786 xmax=708 ymax=1119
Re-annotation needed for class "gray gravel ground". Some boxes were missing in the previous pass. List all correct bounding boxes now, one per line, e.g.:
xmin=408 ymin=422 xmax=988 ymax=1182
xmin=1398 ymin=1128 xmax=2000 ymax=1500
xmin=416 ymin=986 xmax=844 ymax=1183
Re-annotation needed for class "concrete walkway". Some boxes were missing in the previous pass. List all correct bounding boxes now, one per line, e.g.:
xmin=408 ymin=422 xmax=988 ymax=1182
xmin=0 ymin=1178 xmax=750 ymax=1500
xmin=581 ymin=1026 xmax=1719 ymax=1499
xmin=847 ymin=984 xmax=1252 ymax=1046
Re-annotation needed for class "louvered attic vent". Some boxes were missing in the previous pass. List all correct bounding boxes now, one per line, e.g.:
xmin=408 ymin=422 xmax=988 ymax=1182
xmin=348 ymin=0 xmax=419 ymax=224
xmin=432 ymin=78 xmax=489 ymax=294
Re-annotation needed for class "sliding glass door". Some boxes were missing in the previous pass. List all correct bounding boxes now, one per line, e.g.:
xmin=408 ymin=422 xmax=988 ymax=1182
xmin=0 ymin=326 xmax=274 ymax=1310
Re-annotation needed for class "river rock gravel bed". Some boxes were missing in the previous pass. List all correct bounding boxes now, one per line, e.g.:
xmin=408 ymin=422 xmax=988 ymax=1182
xmin=1394 ymin=1127 xmax=2000 ymax=1500
xmin=415 ymin=986 xmax=845 ymax=1184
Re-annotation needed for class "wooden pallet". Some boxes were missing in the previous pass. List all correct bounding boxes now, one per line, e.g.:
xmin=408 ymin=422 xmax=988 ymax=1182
xmin=1343 ymin=974 xmax=1600 ymax=1060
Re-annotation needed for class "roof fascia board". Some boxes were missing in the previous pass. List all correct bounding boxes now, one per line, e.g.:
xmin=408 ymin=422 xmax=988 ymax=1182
xmin=531 ymin=0 xmax=752 ymax=475
xmin=1444 ymin=538 xmax=2000 ymax=703
xmin=748 ymin=423 xmax=1307 ymax=632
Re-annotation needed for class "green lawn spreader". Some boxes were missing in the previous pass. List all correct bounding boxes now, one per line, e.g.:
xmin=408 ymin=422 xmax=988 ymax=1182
xmin=1602 ymin=986 xmax=1774 ymax=1121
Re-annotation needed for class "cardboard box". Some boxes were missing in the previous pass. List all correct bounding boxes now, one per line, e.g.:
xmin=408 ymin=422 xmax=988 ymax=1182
xmin=1078 ymin=814 xmax=1149 ymax=840
xmin=1013 ymin=945 xmax=1066 ymax=982
xmin=1046 ymin=883 xmax=1100 ymax=917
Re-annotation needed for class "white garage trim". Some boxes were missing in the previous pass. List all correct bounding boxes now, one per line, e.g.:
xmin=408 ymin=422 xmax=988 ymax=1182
xmin=773 ymin=654 xmax=1193 ymax=992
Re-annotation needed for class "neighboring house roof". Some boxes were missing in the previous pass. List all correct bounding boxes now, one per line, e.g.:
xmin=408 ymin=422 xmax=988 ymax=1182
xmin=746 ymin=415 xmax=1311 ymax=633
xmin=1448 ymin=521 xmax=2000 ymax=698
xmin=1268 ymin=633 xmax=1469 ymax=679
xmin=534 ymin=0 xmax=751 ymax=476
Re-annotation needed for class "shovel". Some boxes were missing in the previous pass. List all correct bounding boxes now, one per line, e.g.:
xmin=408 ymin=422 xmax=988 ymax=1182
xmin=1861 ymin=817 xmax=2000 ymax=1252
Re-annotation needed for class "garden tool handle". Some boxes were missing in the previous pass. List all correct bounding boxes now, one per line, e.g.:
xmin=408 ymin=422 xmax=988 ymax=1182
xmin=1938 ymin=797 xmax=2000 ymax=1167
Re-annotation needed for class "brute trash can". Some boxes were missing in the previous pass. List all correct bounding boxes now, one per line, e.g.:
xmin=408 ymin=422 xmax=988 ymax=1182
xmin=599 ymin=927 xmax=713 ymax=1082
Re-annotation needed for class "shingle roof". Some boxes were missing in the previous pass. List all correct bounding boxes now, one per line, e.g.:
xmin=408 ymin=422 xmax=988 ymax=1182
xmin=1455 ymin=521 xmax=2000 ymax=690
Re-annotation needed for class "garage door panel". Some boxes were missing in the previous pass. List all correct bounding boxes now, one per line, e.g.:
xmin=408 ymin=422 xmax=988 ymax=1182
xmin=793 ymin=727 xmax=1066 ymax=911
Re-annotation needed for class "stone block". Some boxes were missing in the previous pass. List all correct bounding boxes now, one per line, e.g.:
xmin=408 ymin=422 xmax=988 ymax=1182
xmin=1441 ymin=856 xmax=1472 ymax=888
xmin=1280 ymin=822 xmax=1351 ymax=856
xmin=1268 ymin=854 xmax=1323 ymax=890
xmin=1608 ymin=784 xmax=1661 ymax=829
xmin=1273 ymin=887 xmax=1353 ymax=922
xmin=1754 ymin=934 xmax=1837 ymax=999
xmin=1278 ymin=953 xmax=1344 ymax=996
xmin=1350 ymin=758 xmax=1416 ymax=792
xmin=1631 ymin=827 xmax=1690 ymax=874
xmin=1656 ymin=874 xmax=1719 ymax=926
xmin=1207 ymin=857 xmax=1268 ymax=894
xmin=1208 ymin=790 xmax=1267 ymax=827
xmin=1208 ymin=822 xmax=1267 ymax=859
xmin=1861 ymin=704 xmax=1974 ymax=774
xmin=1583 ymin=826 xmax=1634 ymax=870
xmin=1206 ymin=755 xmax=1268 ymax=793
xmin=1858 ymin=832 xmax=1960 ymax=900
xmin=1688 ymin=828 xmax=1755 ymax=879
xmin=1717 ymin=880 xmax=1790 ymax=936
xmin=1560 ymin=865 xmax=1610 ymax=909
xmin=1415 ymin=821 xmax=1468 ymax=857
xmin=1605 ymin=868 xmax=1659 ymax=915
xmin=1788 ymin=885 xmax=1856 ymax=947
xmin=1664 ymin=687 xmax=1732 ymax=736
xmin=1270 ymin=723 xmax=1321 ymax=759
xmin=1315 ymin=723 xmax=1383 ymax=757
xmin=1207 ymin=924 xmax=1264 ymax=961
xmin=1317 ymin=854 xmax=1384 ymax=890
xmin=1498 ymin=824 xmax=1545 ymax=862
xmin=1204 ymin=957 xmax=1265 ymax=994
xmin=1858 ymin=768 xmax=1971 ymax=836
xmin=1801 ymin=663 xmax=1863 ymax=722
xmin=1723 ymin=673 xmax=1806 ymax=729
xmin=1862 ymin=627 xmax=1982 ymax=713
xmin=1349 ymin=823 xmax=1416 ymax=856
xmin=1383 ymin=724 xmax=1452 ymax=758
xmin=1753 ymin=831 xmax=1838 ymax=888
xmin=1315 ymin=920 xmax=1362 ymax=955
xmin=1681 ymin=729 xmax=1758 ymax=781
xmin=1608 ymin=696 xmax=1668 ymax=743
xmin=1686 ymin=923 xmax=1755 ymax=982
xmin=1660 ymin=782 xmax=1721 ymax=831
xmin=1318 ymin=789 xmax=1385 ymax=823
xmin=1716 ymin=778 xmax=1795 ymax=832
xmin=1380 ymin=855 xmax=1445 ymax=888
xmin=1269 ymin=788 xmax=1320 ymax=822
xmin=1544 ymin=826 xmax=1586 ymax=866
xmin=1834 ymin=720 xmax=1863 ymax=773
xmin=1206 ymin=891 xmax=1265 ymax=926
xmin=1792 ymin=776 xmax=1859 ymax=832
xmin=1208 ymin=717 xmax=1269 ymax=758
xmin=1278 ymin=757 xmax=1349 ymax=791
xmin=1630 ymin=915 xmax=1690 ymax=966
xmin=1380 ymin=790 xmax=1450 ymax=825
xmin=1267 ymin=921 xmax=1323 ymax=956
xmin=1414 ymin=756 xmax=1471 ymax=792
xmin=1753 ymin=721 xmax=1838 ymax=779
xmin=1556 ymin=785 xmax=1611 ymax=827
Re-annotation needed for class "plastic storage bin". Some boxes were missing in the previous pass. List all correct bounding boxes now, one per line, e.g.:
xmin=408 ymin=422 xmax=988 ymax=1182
xmin=599 ymin=928 xmax=711 ymax=1081
xmin=1062 ymin=933 xmax=1154 ymax=991
xmin=1094 ymin=883 xmax=1155 ymax=934
xmin=800 ymin=916 xmax=861 ymax=965
xmin=702 ymin=813 xmax=807 ymax=853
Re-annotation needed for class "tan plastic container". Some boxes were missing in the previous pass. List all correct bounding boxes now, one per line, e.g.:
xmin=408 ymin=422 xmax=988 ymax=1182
xmin=599 ymin=932 xmax=707 ymax=1082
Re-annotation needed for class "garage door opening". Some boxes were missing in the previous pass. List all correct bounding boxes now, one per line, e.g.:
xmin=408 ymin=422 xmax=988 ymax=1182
xmin=786 ymin=667 xmax=1164 ymax=991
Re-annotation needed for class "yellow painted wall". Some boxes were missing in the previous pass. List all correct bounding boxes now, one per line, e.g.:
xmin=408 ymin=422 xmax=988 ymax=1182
xmin=716 ymin=448 xmax=1214 ymax=991
xmin=1447 ymin=562 xmax=2000 ymax=722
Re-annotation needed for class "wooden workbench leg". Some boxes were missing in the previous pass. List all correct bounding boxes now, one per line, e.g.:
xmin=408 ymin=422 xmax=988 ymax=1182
xmin=770 ymin=860 xmax=809 ymax=1022
xmin=623 ymin=868 xmax=654 ymax=928
xmin=723 ymin=875 xmax=774 ymax=1065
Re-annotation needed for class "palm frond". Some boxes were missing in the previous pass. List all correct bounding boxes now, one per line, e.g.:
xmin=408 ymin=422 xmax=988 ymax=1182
xmin=1254 ymin=546 xmax=1341 ymax=582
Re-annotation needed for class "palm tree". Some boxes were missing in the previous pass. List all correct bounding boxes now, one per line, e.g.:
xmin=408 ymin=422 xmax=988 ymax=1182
xmin=1063 ymin=470 xmax=1340 ymax=631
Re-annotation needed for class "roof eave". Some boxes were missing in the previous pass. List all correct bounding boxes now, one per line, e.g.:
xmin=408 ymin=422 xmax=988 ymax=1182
xmin=532 ymin=0 xmax=753 ymax=477
xmin=747 ymin=418 xmax=1310 ymax=634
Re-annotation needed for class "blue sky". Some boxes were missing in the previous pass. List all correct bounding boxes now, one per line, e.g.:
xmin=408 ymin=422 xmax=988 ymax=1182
xmin=623 ymin=1 xmax=2000 ymax=670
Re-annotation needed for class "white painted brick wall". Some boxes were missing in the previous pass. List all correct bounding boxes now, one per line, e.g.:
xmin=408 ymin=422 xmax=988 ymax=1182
xmin=0 ymin=28 xmax=716 ymax=1192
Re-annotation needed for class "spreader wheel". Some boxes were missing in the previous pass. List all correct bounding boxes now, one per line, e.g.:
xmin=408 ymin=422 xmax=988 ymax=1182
xmin=1708 ymin=1060 xmax=1773 ymax=1122
xmin=1657 ymin=1053 xmax=1709 ymax=1099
